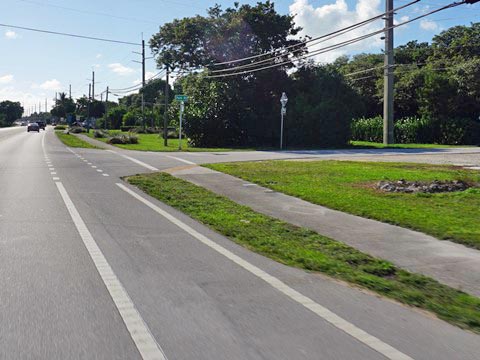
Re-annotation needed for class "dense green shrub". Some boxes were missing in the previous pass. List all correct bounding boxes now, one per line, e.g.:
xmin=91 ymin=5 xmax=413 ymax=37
xmin=107 ymin=134 xmax=138 ymax=144
xmin=351 ymin=116 xmax=383 ymax=143
xmin=351 ymin=116 xmax=480 ymax=145
xmin=54 ymin=125 xmax=67 ymax=130
xmin=69 ymin=126 xmax=86 ymax=133
xmin=120 ymin=126 xmax=135 ymax=132
xmin=93 ymin=129 xmax=108 ymax=138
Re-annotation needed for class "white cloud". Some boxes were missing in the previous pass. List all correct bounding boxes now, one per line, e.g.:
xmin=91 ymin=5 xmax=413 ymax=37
xmin=108 ymin=63 xmax=135 ymax=75
xmin=93 ymin=64 xmax=101 ymax=69
xmin=32 ymin=79 xmax=62 ymax=91
xmin=289 ymin=0 xmax=383 ymax=63
xmin=5 ymin=30 xmax=18 ymax=39
xmin=0 ymin=86 xmax=51 ymax=112
xmin=132 ymin=79 xmax=142 ymax=85
xmin=400 ymin=16 xmax=410 ymax=23
xmin=96 ymin=53 xmax=103 ymax=59
xmin=420 ymin=19 xmax=438 ymax=31
xmin=0 ymin=74 xmax=14 ymax=84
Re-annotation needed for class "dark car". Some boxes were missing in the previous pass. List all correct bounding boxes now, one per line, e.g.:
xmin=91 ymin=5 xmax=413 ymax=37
xmin=36 ymin=120 xmax=46 ymax=130
xmin=27 ymin=122 xmax=40 ymax=132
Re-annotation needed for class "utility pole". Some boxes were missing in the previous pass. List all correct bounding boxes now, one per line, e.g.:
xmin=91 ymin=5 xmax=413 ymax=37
xmin=92 ymin=71 xmax=95 ymax=100
xmin=163 ymin=64 xmax=169 ymax=146
xmin=132 ymin=38 xmax=147 ymax=130
xmin=45 ymin=98 xmax=47 ymax=114
xmin=88 ymin=83 xmax=91 ymax=121
xmin=142 ymin=40 xmax=146 ymax=87
xmin=104 ymin=86 xmax=109 ymax=130
xmin=383 ymin=0 xmax=394 ymax=145
xmin=69 ymin=84 xmax=72 ymax=99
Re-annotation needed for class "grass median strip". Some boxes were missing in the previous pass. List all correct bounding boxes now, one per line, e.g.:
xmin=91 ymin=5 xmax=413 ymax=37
xmin=207 ymin=161 xmax=480 ymax=250
xmin=86 ymin=131 xmax=250 ymax=152
xmin=126 ymin=172 xmax=480 ymax=333
xmin=55 ymin=131 xmax=101 ymax=149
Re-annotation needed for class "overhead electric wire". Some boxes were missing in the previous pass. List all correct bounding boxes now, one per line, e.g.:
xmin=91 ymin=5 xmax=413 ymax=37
xmin=109 ymin=69 xmax=166 ymax=94
xmin=208 ymin=0 xmax=421 ymax=69
xmin=204 ymin=0 xmax=466 ymax=79
xmin=0 ymin=23 xmax=141 ymax=45
xmin=16 ymin=0 xmax=159 ymax=25
xmin=207 ymin=0 xmax=422 ymax=75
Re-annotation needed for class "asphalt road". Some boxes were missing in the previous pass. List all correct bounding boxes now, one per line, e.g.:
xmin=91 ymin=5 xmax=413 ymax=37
xmin=1 ymin=127 xmax=480 ymax=360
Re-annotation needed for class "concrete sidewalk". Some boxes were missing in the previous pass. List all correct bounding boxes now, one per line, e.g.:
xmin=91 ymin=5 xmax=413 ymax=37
xmin=168 ymin=165 xmax=480 ymax=298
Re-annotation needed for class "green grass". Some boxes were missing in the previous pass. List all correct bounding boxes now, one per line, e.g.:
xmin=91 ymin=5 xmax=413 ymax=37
xmin=55 ymin=131 xmax=101 ymax=149
xmin=351 ymin=141 xmax=477 ymax=149
xmin=207 ymin=161 xmax=480 ymax=250
xmin=86 ymin=131 xmax=250 ymax=152
xmin=126 ymin=172 xmax=480 ymax=333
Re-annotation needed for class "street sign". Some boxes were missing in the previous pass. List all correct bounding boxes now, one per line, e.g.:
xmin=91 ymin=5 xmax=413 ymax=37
xmin=175 ymin=95 xmax=188 ymax=102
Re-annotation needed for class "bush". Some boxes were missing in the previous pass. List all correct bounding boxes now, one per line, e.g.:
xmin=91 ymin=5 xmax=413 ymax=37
xmin=120 ymin=126 xmax=135 ymax=132
xmin=69 ymin=126 xmax=86 ymax=133
xmin=54 ymin=125 xmax=67 ymax=130
xmin=351 ymin=116 xmax=480 ymax=145
xmin=351 ymin=116 xmax=383 ymax=143
xmin=107 ymin=134 xmax=138 ymax=144
xmin=93 ymin=129 xmax=108 ymax=138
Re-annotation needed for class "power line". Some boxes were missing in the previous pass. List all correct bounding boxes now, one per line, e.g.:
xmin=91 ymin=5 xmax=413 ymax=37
xmin=109 ymin=69 xmax=166 ymax=94
xmin=208 ymin=0 xmax=421 ymax=69
xmin=204 ymin=0 xmax=466 ymax=79
xmin=16 ymin=0 xmax=159 ymax=25
xmin=0 ymin=23 xmax=141 ymax=45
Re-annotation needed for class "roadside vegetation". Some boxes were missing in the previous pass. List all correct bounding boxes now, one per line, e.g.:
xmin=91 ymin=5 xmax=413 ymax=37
xmin=126 ymin=172 xmax=480 ymax=333
xmin=55 ymin=130 xmax=101 ymax=149
xmin=86 ymin=130 xmax=249 ymax=152
xmin=350 ymin=141 xmax=476 ymax=149
xmin=207 ymin=161 xmax=480 ymax=250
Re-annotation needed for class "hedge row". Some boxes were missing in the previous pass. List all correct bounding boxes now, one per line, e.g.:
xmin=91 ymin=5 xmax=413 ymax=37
xmin=351 ymin=116 xmax=480 ymax=145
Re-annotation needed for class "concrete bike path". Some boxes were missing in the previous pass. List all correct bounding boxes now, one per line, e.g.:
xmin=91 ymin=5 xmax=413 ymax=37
xmin=167 ymin=165 xmax=480 ymax=298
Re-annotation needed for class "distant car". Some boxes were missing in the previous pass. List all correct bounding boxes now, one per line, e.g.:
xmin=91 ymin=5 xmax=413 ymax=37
xmin=21 ymin=121 xmax=28 ymax=126
xmin=27 ymin=123 xmax=40 ymax=132
xmin=36 ymin=120 xmax=46 ymax=130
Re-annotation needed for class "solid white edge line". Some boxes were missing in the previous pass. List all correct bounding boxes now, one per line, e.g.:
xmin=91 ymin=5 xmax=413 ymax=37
xmin=55 ymin=182 xmax=167 ymax=360
xmin=106 ymin=150 xmax=159 ymax=171
xmin=165 ymin=155 xmax=196 ymax=165
xmin=117 ymin=182 xmax=413 ymax=360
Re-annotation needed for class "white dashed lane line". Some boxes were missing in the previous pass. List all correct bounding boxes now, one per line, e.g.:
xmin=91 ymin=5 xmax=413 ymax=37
xmin=66 ymin=149 xmax=111 ymax=179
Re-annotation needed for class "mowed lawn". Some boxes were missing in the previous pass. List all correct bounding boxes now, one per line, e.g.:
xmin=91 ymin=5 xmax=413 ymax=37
xmin=86 ymin=131 xmax=249 ymax=152
xmin=206 ymin=161 xmax=480 ymax=249
xmin=55 ymin=131 xmax=101 ymax=149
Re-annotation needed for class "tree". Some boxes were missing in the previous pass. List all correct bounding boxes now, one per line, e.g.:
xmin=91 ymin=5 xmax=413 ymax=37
xmin=150 ymin=1 xmax=307 ymax=147
xmin=336 ymin=53 xmax=383 ymax=118
xmin=287 ymin=65 xmax=364 ymax=147
xmin=105 ymin=107 xmax=127 ymax=129
xmin=0 ymin=100 xmax=23 ymax=127
xmin=150 ymin=1 xmax=305 ymax=70
xmin=51 ymin=92 xmax=75 ymax=118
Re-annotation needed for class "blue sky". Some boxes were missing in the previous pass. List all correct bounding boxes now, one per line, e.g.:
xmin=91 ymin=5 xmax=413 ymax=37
xmin=0 ymin=0 xmax=479 ymax=113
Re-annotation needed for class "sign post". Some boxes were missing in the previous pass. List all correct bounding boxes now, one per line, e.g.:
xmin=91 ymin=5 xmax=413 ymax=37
xmin=175 ymin=95 xmax=188 ymax=150
xmin=280 ymin=92 xmax=288 ymax=150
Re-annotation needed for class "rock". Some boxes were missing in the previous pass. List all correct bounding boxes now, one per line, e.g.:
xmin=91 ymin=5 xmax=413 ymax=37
xmin=376 ymin=179 xmax=473 ymax=194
